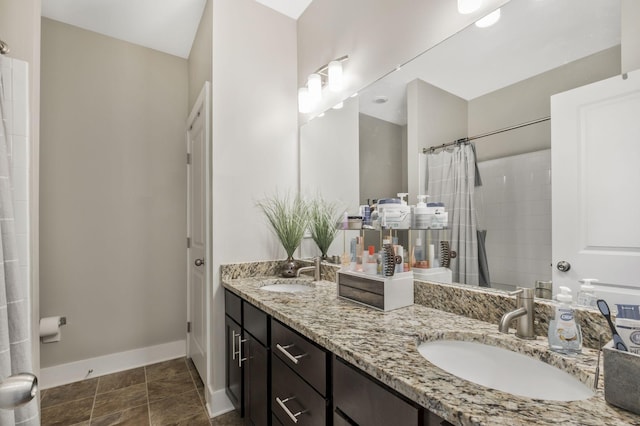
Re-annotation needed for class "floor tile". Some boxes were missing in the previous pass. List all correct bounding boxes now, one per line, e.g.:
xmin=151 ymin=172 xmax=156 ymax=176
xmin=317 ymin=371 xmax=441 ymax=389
xmin=145 ymin=358 xmax=189 ymax=383
xmin=148 ymin=389 xmax=207 ymax=425
xmin=210 ymin=410 xmax=242 ymax=426
xmin=92 ymin=383 xmax=148 ymax=418
xmin=147 ymin=371 xmax=196 ymax=403
xmin=41 ymin=378 xmax=98 ymax=409
xmin=90 ymin=404 xmax=150 ymax=426
xmin=97 ymin=367 xmax=146 ymax=394
xmin=41 ymin=396 xmax=94 ymax=426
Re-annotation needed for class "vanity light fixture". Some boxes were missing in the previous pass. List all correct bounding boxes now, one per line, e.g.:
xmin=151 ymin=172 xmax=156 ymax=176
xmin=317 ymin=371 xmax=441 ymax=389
xmin=298 ymin=55 xmax=349 ymax=113
xmin=475 ymin=8 xmax=501 ymax=27
xmin=458 ymin=0 xmax=482 ymax=14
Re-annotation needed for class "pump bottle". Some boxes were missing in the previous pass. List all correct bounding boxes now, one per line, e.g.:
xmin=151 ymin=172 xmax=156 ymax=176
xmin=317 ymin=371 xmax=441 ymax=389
xmin=548 ymin=286 xmax=582 ymax=355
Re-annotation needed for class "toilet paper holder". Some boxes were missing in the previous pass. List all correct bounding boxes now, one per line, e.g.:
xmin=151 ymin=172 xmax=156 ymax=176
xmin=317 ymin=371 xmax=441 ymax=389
xmin=39 ymin=316 xmax=67 ymax=343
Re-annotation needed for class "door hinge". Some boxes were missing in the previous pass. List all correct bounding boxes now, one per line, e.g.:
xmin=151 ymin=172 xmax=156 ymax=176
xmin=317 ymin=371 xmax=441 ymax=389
xmin=186 ymin=153 xmax=191 ymax=164
xmin=187 ymin=322 xmax=191 ymax=333
xmin=187 ymin=237 xmax=191 ymax=248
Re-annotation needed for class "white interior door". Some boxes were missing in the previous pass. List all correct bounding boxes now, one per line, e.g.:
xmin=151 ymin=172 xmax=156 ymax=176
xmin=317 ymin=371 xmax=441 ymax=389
xmin=187 ymin=83 xmax=210 ymax=382
xmin=551 ymin=70 xmax=640 ymax=306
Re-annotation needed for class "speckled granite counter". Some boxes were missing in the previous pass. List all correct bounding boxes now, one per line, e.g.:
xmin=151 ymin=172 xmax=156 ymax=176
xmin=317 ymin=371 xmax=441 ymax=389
xmin=222 ymin=274 xmax=639 ymax=426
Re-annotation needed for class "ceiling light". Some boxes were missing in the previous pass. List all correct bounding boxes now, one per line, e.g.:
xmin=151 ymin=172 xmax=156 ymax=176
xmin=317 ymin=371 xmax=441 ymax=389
xmin=328 ymin=60 xmax=343 ymax=92
xmin=475 ymin=8 xmax=501 ymax=28
xmin=458 ymin=0 xmax=482 ymax=14
xmin=332 ymin=102 xmax=344 ymax=110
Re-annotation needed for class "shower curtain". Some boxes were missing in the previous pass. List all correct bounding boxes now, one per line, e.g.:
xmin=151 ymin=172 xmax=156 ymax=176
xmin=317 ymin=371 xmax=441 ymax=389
xmin=0 ymin=58 xmax=39 ymax=426
xmin=426 ymin=143 xmax=488 ymax=286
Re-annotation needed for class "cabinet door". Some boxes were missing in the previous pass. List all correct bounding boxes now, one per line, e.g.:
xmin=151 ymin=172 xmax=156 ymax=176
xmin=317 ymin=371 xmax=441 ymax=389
xmin=333 ymin=356 xmax=419 ymax=426
xmin=225 ymin=315 xmax=243 ymax=415
xmin=244 ymin=335 xmax=269 ymax=426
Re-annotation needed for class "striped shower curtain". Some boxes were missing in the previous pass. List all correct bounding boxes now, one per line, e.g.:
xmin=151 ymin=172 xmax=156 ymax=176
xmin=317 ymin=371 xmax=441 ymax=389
xmin=425 ymin=143 xmax=480 ymax=286
xmin=0 ymin=57 xmax=39 ymax=426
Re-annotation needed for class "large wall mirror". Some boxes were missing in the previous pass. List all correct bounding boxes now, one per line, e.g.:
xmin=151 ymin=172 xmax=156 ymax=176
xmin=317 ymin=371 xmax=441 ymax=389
xmin=300 ymin=0 xmax=623 ymax=292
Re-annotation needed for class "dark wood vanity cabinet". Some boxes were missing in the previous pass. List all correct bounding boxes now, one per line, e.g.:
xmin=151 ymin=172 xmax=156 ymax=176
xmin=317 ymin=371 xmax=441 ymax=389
xmin=224 ymin=290 xmax=270 ymax=426
xmin=225 ymin=289 xmax=454 ymax=426
xmin=271 ymin=319 xmax=330 ymax=425
xmin=333 ymin=356 xmax=420 ymax=426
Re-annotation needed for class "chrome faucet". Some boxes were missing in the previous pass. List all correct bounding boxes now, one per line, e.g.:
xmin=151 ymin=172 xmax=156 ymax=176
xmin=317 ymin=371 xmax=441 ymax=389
xmin=296 ymin=257 xmax=321 ymax=281
xmin=499 ymin=287 xmax=535 ymax=339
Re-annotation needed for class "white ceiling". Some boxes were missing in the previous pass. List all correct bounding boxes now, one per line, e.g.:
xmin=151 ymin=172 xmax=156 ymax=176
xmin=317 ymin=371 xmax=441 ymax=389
xmin=41 ymin=0 xmax=312 ymax=59
xmin=358 ymin=0 xmax=621 ymax=125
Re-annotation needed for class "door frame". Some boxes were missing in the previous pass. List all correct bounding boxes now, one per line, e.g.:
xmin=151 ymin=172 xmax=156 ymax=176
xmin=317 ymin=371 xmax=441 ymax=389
xmin=186 ymin=81 xmax=212 ymax=400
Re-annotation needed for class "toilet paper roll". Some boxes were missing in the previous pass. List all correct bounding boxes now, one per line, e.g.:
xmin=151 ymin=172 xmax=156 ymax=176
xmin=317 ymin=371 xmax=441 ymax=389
xmin=40 ymin=316 xmax=61 ymax=343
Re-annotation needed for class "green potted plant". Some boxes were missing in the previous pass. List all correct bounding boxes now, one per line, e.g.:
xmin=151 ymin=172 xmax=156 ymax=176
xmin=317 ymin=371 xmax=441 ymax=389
xmin=257 ymin=192 xmax=310 ymax=277
xmin=309 ymin=196 xmax=342 ymax=261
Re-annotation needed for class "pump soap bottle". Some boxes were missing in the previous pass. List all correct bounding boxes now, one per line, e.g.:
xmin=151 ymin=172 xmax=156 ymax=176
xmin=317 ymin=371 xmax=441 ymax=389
xmin=548 ymin=286 xmax=582 ymax=355
xmin=576 ymin=278 xmax=598 ymax=308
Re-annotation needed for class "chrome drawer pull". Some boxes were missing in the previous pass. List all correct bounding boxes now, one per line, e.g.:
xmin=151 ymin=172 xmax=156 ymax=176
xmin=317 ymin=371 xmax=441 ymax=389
xmin=276 ymin=343 xmax=308 ymax=365
xmin=275 ymin=396 xmax=307 ymax=424
xmin=231 ymin=330 xmax=238 ymax=360
xmin=238 ymin=337 xmax=248 ymax=367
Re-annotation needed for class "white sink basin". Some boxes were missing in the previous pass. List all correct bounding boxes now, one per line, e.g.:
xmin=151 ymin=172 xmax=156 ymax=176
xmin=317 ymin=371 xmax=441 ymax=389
xmin=417 ymin=340 xmax=594 ymax=401
xmin=259 ymin=279 xmax=315 ymax=293
xmin=260 ymin=283 xmax=314 ymax=293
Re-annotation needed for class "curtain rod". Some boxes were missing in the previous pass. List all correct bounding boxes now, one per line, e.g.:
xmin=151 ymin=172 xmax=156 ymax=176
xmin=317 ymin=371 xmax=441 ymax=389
xmin=422 ymin=116 xmax=551 ymax=154
xmin=0 ymin=39 xmax=9 ymax=55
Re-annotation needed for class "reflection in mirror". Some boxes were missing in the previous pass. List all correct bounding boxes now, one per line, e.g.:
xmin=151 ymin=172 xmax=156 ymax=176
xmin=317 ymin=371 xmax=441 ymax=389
xmin=299 ymin=0 xmax=621 ymax=290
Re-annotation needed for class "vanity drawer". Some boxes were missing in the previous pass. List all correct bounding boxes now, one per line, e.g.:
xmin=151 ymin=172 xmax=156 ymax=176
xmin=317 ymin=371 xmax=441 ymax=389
xmin=333 ymin=356 xmax=420 ymax=426
xmin=271 ymin=319 xmax=329 ymax=396
xmin=272 ymin=355 xmax=327 ymax=426
xmin=225 ymin=290 xmax=242 ymax=324
xmin=243 ymin=301 xmax=268 ymax=346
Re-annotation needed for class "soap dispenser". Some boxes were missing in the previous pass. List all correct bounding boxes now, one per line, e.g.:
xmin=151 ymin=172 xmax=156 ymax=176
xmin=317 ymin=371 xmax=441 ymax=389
xmin=576 ymin=278 xmax=598 ymax=308
xmin=548 ymin=286 xmax=582 ymax=355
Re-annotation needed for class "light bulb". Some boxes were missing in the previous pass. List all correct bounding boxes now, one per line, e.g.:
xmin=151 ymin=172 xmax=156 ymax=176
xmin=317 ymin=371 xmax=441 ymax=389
xmin=307 ymin=73 xmax=322 ymax=103
xmin=328 ymin=60 xmax=343 ymax=92
xmin=298 ymin=87 xmax=312 ymax=114
xmin=457 ymin=0 xmax=482 ymax=14
xmin=475 ymin=8 xmax=500 ymax=28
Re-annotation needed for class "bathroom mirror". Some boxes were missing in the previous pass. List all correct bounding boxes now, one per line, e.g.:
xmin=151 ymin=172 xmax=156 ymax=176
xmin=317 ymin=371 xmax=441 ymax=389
xmin=299 ymin=0 xmax=621 ymax=290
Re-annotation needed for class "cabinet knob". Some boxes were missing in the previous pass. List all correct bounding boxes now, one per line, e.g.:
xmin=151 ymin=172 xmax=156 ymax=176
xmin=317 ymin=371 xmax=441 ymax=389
xmin=194 ymin=258 xmax=205 ymax=267
xmin=556 ymin=261 xmax=571 ymax=272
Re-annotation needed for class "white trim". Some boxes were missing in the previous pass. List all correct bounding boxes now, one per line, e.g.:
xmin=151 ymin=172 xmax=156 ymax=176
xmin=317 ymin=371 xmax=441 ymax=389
xmin=39 ymin=339 xmax=186 ymax=389
xmin=207 ymin=386 xmax=235 ymax=418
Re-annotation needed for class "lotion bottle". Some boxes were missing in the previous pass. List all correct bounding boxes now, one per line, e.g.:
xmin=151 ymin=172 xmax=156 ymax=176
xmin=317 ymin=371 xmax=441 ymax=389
xmin=548 ymin=286 xmax=582 ymax=355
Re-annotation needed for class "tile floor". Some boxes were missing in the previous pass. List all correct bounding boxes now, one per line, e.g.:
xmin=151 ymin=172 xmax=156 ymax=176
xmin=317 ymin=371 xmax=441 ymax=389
xmin=40 ymin=358 xmax=218 ymax=426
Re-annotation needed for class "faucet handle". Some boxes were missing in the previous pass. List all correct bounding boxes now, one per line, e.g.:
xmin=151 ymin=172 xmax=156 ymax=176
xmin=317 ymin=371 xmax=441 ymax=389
xmin=508 ymin=287 xmax=534 ymax=298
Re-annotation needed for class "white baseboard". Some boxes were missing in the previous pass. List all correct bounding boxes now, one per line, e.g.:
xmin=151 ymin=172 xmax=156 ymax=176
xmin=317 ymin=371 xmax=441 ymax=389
xmin=40 ymin=340 xmax=186 ymax=389
xmin=207 ymin=385 xmax=235 ymax=418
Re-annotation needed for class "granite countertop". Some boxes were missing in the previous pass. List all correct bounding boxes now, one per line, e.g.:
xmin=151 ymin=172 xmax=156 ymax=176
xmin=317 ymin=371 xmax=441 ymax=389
xmin=222 ymin=275 xmax=639 ymax=426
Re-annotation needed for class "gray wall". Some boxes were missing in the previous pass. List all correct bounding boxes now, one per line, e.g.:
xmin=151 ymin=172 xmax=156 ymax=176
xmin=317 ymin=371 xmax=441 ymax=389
xmin=469 ymin=46 xmax=621 ymax=161
xmin=210 ymin=0 xmax=298 ymax=396
xmin=188 ymin=0 xmax=212 ymax=110
xmin=359 ymin=113 xmax=405 ymax=204
xmin=40 ymin=18 xmax=189 ymax=367
xmin=622 ymin=0 xmax=640 ymax=73
xmin=408 ymin=79 xmax=468 ymax=199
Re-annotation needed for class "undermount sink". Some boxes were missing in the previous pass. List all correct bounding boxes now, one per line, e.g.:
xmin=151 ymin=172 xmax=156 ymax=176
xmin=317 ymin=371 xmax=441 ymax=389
xmin=259 ymin=279 xmax=315 ymax=293
xmin=417 ymin=340 xmax=594 ymax=401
